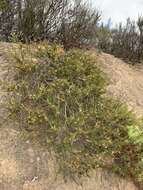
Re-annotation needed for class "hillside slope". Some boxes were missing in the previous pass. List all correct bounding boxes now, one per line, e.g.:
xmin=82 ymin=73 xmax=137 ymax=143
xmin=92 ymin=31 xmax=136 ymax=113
xmin=0 ymin=43 xmax=140 ymax=190
xmin=98 ymin=52 xmax=143 ymax=116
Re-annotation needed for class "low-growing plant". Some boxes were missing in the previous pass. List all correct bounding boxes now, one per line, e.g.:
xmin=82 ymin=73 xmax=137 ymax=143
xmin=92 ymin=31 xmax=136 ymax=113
xmin=5 ymin=42 xmax=143 ymax=187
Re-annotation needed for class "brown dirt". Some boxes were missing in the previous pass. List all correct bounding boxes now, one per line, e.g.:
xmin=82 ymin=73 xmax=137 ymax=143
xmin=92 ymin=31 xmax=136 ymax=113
xmin=97 ymin=52 xmax=143 ymax=116
xmin=0 ymin=43 xmax=139 ymax=190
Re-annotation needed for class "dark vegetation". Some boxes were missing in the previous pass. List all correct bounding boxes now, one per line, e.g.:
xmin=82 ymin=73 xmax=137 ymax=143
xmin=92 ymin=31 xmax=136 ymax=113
xmin=97 ymin=18 xmax=143 ymax=63
xmin=0 ymin=0 xmax=100 ymax=49
xmin=1 ymin=0 xmax=143 ymax=62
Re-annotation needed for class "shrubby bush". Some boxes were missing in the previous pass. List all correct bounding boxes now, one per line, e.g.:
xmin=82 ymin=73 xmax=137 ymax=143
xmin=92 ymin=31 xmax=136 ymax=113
xmin=0 ymin=0 xmax=100 ymax=49
xmin=1 ymin=0 xmax=143 ymax=63
xmin=96 ymin=17 xmax=143 ymax=63
xmin=5 ymin=42 xmax=143 ymax=186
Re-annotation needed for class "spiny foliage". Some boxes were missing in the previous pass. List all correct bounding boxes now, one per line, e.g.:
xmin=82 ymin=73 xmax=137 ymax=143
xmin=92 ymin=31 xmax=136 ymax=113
xmin=5 ymin=42 xmax=143 ymax=186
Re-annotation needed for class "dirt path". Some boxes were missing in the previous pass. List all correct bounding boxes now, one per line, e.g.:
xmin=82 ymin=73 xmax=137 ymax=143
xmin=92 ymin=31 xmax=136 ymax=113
xmin=0 ymin=43 xmax=138 ymax=190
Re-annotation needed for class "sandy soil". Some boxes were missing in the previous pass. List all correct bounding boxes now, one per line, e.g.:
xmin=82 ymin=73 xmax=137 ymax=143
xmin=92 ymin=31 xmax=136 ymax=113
xmin=98 ymin=52 xmax=143 ymax=116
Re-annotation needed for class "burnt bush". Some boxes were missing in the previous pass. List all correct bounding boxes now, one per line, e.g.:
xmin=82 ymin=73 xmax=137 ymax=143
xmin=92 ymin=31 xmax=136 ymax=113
xmin=0 ymin=0 xmax=100 ymax=49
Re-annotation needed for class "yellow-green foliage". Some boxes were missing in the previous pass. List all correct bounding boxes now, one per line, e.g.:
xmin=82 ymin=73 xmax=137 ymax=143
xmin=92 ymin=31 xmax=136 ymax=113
xmin=5 ymin=42 xmax=143 ymax=186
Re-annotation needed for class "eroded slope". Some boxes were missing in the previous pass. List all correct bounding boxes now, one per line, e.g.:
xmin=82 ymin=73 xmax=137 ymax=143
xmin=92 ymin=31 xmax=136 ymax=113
xmin=98 ymin=52 xmax=143 ymax=116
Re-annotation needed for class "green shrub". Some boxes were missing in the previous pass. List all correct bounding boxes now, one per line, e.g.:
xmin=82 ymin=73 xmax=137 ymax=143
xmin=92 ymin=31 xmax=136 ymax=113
xmin=5 ymin=42 xmax=143 ymax=186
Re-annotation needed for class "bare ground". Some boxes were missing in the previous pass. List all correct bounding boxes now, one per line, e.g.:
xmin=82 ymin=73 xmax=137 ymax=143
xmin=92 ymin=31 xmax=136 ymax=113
xmin=0 ymin=43 xmax=140 ymax=190
xmin=98 ymin=52 xmax=143 ymax=116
